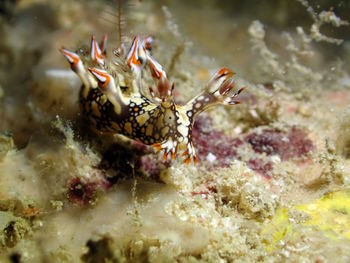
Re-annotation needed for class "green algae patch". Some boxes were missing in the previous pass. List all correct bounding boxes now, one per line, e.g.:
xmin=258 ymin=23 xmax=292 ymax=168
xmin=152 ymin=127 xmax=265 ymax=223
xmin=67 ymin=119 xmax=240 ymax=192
xmin=262 ymin=191 xmax=350 ymax=253
xmin=0 ymin=211 xmax=32 ymax=249
xmin=296 ymin=190 xmax=350 ymax=240
xmin=261 ymin=208 xmax=295 ymax=253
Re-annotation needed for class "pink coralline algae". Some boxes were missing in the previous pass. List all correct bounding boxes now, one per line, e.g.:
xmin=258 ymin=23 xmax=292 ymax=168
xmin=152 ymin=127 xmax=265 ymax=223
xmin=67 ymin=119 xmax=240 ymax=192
xmin=192 ymin=116 xmax=243 ymax=167
xmin=139 ymin=154 xmax=169 ymax=180
xmin=67 ymin=178 xmax=99 ymax=205
xmin=191 ymin=116 xmax=314 ymax=178
xmin=245 ymin=127 xmax=314 ymax=160
xmin=246 ymin=158 xmax=273 ymax=178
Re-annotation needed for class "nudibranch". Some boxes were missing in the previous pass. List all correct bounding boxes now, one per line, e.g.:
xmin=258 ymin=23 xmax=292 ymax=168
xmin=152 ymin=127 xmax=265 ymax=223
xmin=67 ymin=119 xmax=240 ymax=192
xmin=60 ymin=35 xmax=245 ymax=164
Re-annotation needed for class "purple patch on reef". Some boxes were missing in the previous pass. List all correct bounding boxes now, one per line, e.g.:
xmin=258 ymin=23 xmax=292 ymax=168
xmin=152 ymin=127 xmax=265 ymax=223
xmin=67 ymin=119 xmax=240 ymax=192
xmin=247 ymin=158 xmax=273 ymax=178
xmin=139 ymin=154 xmax=168 ymax=180
xmin=192 ymin=115 xmax=314 ymax=178
xmin=245 ymin=127 xmax=314 ymax=160
xmin=68 ymin=178 xmax=97 ymax=205
xmin=192 ymin=116 xmax=243 ymax=167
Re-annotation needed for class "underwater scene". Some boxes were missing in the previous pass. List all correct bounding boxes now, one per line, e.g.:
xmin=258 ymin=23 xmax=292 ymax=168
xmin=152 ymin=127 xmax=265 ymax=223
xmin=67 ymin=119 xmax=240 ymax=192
xmin=0 ymin=0 xmax=350 ymax=262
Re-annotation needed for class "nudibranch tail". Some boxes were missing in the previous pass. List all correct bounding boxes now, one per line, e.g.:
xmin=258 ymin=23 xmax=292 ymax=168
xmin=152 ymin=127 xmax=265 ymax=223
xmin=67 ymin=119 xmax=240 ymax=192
xmin=207 ymin=67 xmax=235 ymax=95
xmin=185 ymin=67 xmax=244 ymax=120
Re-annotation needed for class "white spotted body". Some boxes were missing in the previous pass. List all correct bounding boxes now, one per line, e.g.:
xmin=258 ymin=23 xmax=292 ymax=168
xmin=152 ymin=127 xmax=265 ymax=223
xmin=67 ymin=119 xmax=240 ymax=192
xmin=61 ymin=35 xmax=244 ymax=164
